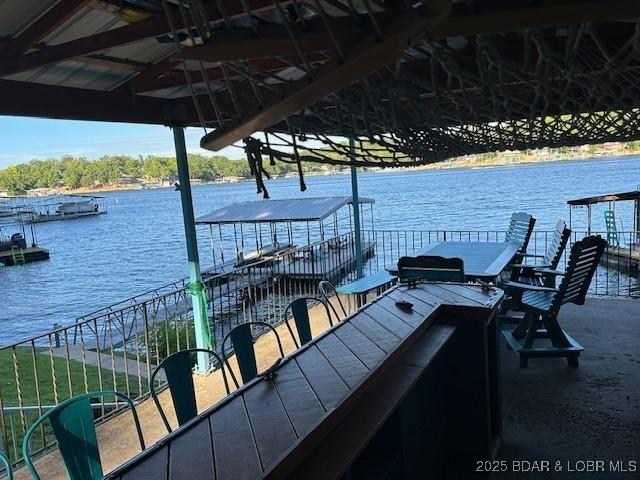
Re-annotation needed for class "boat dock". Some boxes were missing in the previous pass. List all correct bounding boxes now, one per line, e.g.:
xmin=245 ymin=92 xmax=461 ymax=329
xmin=0 ymin=246 xmax=50 ymax=266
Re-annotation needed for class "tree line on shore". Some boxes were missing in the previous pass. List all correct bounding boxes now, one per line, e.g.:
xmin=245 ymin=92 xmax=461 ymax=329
xmin=0 ymin=154 xmax=346 ymax=195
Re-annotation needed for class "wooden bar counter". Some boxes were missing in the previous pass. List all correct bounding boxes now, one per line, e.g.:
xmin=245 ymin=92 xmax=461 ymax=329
xmin=106 ymin=283 xmax=504 ymax=480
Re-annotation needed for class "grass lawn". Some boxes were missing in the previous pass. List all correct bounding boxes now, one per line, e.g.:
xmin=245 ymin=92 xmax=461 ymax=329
xmin=0 ymin=347 xmax=140 ymax=407
xmin=0 ymin=346 xmax=141 ymax=462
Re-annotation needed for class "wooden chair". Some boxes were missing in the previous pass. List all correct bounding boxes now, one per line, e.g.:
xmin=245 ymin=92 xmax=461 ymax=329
xmin=505 ymin=212 xmax=536 ymax=256
xmin=319 ymin=280 xmax=348 ymax=322
xmin=511 ymin=220 xmax=571 ymax=275
xmin=502 ymin=235 xmax=607 ymax=367
xmin=222 ymin=322 xmax=285 ymax=384
xmin=0 ymin=451 xmax=12 ymax=480
xmin=397 ymin=255 xmax=464 ymax=287
xmin=502 ymin=220 xmax=572 ymax=313
xmin=284 ymin=297 xmax=333 ymax=348
xmin=23 ymin=392 xmax=145 ymax=480
xmin=150 ymin=348 xmax=237 ymax=433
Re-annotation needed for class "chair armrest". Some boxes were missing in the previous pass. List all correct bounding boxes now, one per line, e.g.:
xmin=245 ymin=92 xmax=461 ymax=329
xmin=533 ymin=267 xmax=565 ymax=276
xmin=508 ymin=261 xmax=550 ymax=270
xmin=502 ymin=280 xmax=558 ymax=293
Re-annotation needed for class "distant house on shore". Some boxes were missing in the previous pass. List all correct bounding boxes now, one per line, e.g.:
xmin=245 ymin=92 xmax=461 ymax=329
xmin=115 ymin=175 xmax=141 ymax=185
xmin=26 ymin=188 xmax=57 ymax=197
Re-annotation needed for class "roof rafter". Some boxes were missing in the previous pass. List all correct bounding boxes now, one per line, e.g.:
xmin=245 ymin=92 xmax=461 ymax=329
xmin=0 ymin=0 xmax=292 ymax=77
xmin=200 ymin=0 xmax=453 ymax=150
xmin=180 ymin=15 xmax=366 ymax=63
xmin=2 ymin=0 xmax=91 ymax=57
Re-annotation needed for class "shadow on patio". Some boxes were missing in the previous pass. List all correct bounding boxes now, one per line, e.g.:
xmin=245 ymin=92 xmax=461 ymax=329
xmin=483 ymin=297 xmax=640 ymax=479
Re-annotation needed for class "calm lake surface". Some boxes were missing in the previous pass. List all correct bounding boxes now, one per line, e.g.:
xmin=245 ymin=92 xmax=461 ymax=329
xmin=1 ymin=155 xmax=638 ymax=341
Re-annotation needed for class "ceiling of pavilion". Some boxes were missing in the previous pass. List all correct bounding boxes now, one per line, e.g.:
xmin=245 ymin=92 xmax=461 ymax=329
xmin=2 ymin=0 xmax=640 ymax=170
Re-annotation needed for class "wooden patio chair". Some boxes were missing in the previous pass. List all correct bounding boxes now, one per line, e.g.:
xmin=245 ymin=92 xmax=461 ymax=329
xmin=502 ymin=235 xmax=607 ymax=367
xmin=505 ymin=212 xmax=536 ymax=256
xmin=0 ymin=451 xmax=12 ymax=480
xmin=501 ymin=220 xmax=572 ymax=314
xmin=150 ymin=348 xmax=237 ymax=433
xmin=221 ymin=322 xmax=285 ymax=384
xmin=284 ymin=297 xmax=333 ymax=348
xmin=319 ymin=280 xmax=348 ymax=322
xmin=23 ymin=392 xmax=145 ymax=480
xmin=397 ymin=255 xmax=464 ymax=287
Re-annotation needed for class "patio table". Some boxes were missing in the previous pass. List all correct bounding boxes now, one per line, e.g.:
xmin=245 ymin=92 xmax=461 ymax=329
xmin=106 ymin=283 xmax=503 ymax=480
xmin=335 ymin=270 xmax=398 ymax=307
xmin=387 ymin=241 xmax=522 ymax=281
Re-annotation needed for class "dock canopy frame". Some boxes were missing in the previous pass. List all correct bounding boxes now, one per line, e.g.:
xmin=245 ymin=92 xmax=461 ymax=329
xmin=196 ymin=196 xmax=373 ymax=225
xmin=568 ymin=190 xmax=640 ymax=240
xmin=196 ymin=196 xmax=374 ymax=272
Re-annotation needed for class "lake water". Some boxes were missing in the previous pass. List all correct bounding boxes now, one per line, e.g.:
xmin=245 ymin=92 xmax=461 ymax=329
xmin=1 ymin=155 xmax=638 ymax=342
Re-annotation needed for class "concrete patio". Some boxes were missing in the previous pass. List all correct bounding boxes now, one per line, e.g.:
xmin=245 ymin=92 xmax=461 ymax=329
xmin=492 ymin=297 xmax=640 ymax=479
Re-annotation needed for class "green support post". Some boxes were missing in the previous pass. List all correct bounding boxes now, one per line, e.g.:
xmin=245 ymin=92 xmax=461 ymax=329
xmin=173 ymin=126 xmax=211 ymax=372
xmin=350 ymin=138 xmax=364 ymax=279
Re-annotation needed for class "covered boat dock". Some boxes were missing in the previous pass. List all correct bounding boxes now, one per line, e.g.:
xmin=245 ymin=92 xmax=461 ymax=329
xmin=196 ymin=196 xmax=375 ymax=279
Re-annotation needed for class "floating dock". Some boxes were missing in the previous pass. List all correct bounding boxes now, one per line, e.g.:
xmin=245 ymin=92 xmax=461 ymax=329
xmin=602 ymin=246 xmax=639 ymax=276
xmin=0 ymin=246 xmax=50 ymax=266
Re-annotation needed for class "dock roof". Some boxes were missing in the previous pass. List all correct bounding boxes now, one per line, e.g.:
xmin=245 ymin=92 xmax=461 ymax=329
xmin=567 ymin=190 xmax=640 ymax=206
xmin=196 ymin=197 xmax=373 ymax=225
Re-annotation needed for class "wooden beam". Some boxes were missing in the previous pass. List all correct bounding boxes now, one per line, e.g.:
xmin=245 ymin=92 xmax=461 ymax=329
xmin=3 ymin=0 xmax=91 ymax=57
xmin=200 ymin=1 xmax=453 ymax=151
xmin=135 ymin=54 xmax=327 ymax=93
xmin=0 ymin=0 xmax=289 ymax=76
xmin=181 ymin=18 xmax=370 ymax=62
xmin=80 ymin=54 xmax=150 ymax=72
xmin=180 ymin=15 xmax=367 ymax=63
xmin=0 ymin=79 xmax=174 ymax=124
xmin=432 ymin=0 xmax=640 ymax=38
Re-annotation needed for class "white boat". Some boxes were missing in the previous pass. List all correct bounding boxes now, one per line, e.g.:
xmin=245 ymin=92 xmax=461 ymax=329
xmin=26 ymin=195 xmax=107 ymax=223
xmin=56 ymin=199 xmax=99 ymax=215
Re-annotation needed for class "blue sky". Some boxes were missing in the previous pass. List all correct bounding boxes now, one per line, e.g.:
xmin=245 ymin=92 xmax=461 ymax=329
xmin=0 ymin=116 xmax=243 ymax=168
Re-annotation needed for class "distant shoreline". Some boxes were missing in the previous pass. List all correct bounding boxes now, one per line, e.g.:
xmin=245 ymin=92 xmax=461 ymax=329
xmin=16 ymin=151 xmax=638 ymax=197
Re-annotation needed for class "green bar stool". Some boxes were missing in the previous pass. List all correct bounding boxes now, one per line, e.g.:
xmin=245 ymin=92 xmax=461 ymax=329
xmin=0 ymin=451 xmax=13 ymax=480
xmin=150 ymin=348 xmax=238 ymax=433
xmin=22 ymin=391 xmax=145 ymax=480
xmin=284 ymin=297 xmax=333 ymax=348
xmin=319 ymin=280 xmax=348 ymax=322
xmin=222 ymin=322 xmax=285 ymax=384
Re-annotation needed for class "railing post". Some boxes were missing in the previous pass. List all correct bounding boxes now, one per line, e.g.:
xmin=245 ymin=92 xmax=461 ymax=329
xmin=349 ymin=138 xmax=363 ymax=279
xmin=173 ymin=126 xmax=211 ymax=372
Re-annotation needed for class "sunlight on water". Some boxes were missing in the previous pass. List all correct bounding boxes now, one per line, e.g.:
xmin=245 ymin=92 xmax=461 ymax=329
xmin=1 ymin=155 xmax=638 ymax=341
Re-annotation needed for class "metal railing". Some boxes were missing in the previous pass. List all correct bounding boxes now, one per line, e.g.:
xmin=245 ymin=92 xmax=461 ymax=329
xmin=0 ymin=232 xmax=364 ymax=466
xmin=1 ymin=228 xmax=638 ymax=466
xmin=361 ymin=229 xmax=640 ymax=297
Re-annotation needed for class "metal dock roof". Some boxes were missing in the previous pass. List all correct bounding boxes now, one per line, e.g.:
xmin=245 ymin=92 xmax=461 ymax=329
xmin=196 ymin=197 xmax=373 ymax=225
xmin=568 ymin=190 xmax=640 ymax=206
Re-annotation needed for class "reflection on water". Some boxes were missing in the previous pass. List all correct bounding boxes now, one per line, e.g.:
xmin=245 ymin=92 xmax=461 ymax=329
xmin=1 ymin=155 xmax=638 ymax=340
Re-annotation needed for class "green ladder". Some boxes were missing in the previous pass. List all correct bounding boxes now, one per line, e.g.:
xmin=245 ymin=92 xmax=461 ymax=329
xmin=604 ymin=210 xmax=619 ymax=247
xmin=11 ymin=246 xmax=25 ymax=265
